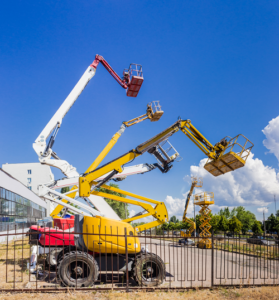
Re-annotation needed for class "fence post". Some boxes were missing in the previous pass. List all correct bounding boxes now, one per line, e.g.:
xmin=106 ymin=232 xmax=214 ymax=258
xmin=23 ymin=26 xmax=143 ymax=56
xmin=211 ymin=229 xmax=214 ymax=287
xmin=124 ymin=227 xmax=129 ymax=292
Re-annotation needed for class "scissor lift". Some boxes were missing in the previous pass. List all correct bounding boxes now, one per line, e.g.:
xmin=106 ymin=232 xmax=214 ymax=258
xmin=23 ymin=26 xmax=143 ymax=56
xmin=194 ymin=192 xmax=214 ymax=249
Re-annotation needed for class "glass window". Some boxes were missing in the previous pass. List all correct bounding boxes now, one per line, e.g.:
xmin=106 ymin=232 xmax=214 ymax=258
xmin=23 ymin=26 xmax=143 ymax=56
xmin=0 ymin=187 xmax=47 ymax=232
xmin=28 ymin=169 xmax=32 ymax=174
xmin=10 ymin=201 xmax=15 ymax=215
xmin=2 ymin=200 xmax=9 ymax=215
xmin=28 ymin=186 xmax=32 ymax=191
xmin=7 ymin=191 xmax=12 ymax=201
xmin=27 ymin=178 xmax=31 ymax=184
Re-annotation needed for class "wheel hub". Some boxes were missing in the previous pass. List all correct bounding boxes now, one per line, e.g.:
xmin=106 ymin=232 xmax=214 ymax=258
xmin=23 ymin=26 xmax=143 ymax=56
xmin=146 ymin=266 xmax=153 ymax=276
xmin=74 ymin=266 xmax=83 ymax=275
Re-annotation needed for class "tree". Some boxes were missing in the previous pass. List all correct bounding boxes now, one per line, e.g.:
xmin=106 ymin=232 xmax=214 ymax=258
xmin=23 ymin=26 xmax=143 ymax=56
xmin=274 ymin=217 xmax=279 ymax=235
xmin=218 ymin=215 xmax=229 ymax=232
xmin=252 ymin=221 xmax=263 ymax=234
xmin=61 ymin=187 xmax=70 ymax=194
xmin=235 ymin=206 xmax=256 ymax=233
xmin=210 ymin=215 xmax=221 ymax=233
xmin=228 ymin=216 xmax=242 ymax=233
xmin=218 ymin=207 xmax=236 ymax=219
xmin=161 ymin=222 xmax=169 ymax=230
xmin=265 ymin=214 xmax=276 ymax=233
xmin=132 ymin=222 xmax=146 ymax=228
xmin=168 ymin=222 xmax=176 ymax=231
xmin=170 ymin=216 xmax=179 ymax=223
xmin=98 ymin=183 xmax=128 ymax=219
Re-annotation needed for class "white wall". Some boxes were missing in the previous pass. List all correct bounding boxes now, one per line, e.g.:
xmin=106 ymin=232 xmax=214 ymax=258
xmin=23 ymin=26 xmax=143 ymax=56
xmin=2 ymin=163 xmax=54 ymax=195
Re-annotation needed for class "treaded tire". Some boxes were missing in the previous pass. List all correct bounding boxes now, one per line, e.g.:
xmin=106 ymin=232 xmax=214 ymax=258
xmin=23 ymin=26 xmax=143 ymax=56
xmin=133 ymin=253 xmax=165 ymax=287
xmin=57 ymin=251 xmax=99 ymax=287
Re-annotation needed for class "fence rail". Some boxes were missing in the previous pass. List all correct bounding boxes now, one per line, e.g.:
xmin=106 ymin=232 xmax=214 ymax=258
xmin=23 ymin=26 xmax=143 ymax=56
xmin=0 ymin=225 xmax=278 ymax=292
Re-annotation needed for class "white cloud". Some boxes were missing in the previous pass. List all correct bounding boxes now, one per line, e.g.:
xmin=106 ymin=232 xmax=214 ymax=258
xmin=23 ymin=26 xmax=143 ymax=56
xmin=129 ymin=209 xmax=136 ymax=218
xmin=165 ymin=191 xmax=195 ymax=221
xmin=257 ymin=207 xmax=268 ymax=213
xmin=189 ymin=153 xmax=279 ymax=208
xmin=262 ymin=115 xmax=279 ymax=163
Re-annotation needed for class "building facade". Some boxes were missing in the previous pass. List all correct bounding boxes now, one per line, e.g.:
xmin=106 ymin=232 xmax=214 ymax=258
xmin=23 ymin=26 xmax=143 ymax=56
xmin=0 ymin=168 xmax=47 ymax=232
xmin=2 ymin=163 xmax=54 ymax=195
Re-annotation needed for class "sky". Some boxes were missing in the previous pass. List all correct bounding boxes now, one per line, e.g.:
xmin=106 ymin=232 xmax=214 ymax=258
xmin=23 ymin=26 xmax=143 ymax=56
xmin=0 ymin=1 xmax=279 ymax=222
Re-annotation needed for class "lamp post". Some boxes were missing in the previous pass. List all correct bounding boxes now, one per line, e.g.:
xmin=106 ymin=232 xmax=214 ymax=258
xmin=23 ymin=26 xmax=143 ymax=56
xmin=194 ymin=197 xmax=196 ymax=237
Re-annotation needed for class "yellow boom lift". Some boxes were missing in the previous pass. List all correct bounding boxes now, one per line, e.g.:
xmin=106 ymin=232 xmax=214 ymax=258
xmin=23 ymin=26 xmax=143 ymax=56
xmin=181 ymin=176 xmax=203 ymax=238
xmin=55 ymin=118 xmax=253 ymax=287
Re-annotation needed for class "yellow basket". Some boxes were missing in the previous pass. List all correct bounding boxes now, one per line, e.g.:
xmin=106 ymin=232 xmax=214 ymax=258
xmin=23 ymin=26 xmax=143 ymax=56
xmin=194 ymin=192 xmax=214 ymax=206
xmin=204 ymin=134 xmax=253 ymax=177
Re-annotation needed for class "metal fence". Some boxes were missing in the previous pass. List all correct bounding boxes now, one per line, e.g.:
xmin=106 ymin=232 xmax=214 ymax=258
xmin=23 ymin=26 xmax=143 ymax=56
xmin=0 ymin=225 xmax=279 ymax=292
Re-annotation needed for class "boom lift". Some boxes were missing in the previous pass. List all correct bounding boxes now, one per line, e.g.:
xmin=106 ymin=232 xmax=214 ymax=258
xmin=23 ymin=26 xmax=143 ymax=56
xmin=33 ymin=54 xmax=144 ymax=219
xmin=49 ymin=101 xmax=164 ymax=219
xmin=181 ymin=177 xmax=203 ymax=238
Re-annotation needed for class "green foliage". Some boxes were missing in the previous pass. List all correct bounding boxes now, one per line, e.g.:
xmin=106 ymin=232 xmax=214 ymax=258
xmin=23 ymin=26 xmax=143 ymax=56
xmin=61 ymin=186 xmax=70 ymax=194
xmin=132 ymin=222 xmax=146 ymax=228
xmin=218 ymin=215 xmax=229 ymax=232
xmin=252 ymin=220 xmax=263 ymax=234
xmin=218 ymin=207 xmax=236 ymax=219
xmin=98 ymin=183 xmax=128 ymax=219
xmin=265 ymin=213 xmax=277 ymax=232
xmin=170 ymin=215 xmax=179 ymax=223
xmin=235 ymin=206 xmax=256 ymax=233
xmin=228 ymin=216 xmax=242 ymax=233
xmin=274 ymin=217 xmax=279 ymax=235
xmin=210 ymin=215 xmax=220 ymax=232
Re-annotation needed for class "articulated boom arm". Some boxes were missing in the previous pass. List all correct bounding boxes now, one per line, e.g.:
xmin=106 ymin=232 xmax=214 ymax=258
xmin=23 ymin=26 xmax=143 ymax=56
xmin=181 ymin=177 xmax=203 ymax=238
xmin=92 ymin=183 xmax=168 ymax=232
xmin=179 ymin=120 xmax=229 ymax=160
xmin=91 ymin=54 xmax=143 ymax=97
xmin=91 ymin=55 xmax=128 ymax=89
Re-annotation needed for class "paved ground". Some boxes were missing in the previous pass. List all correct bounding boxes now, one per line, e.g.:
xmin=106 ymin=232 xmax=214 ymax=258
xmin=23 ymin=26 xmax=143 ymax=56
xmin=136 ymin=237 xmax=279 ymax=288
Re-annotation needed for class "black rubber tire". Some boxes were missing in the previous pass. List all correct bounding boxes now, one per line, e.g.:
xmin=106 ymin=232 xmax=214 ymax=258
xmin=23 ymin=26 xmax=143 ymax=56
xmin=132 ymin=253 xmax=165 ymax=287
xmin=56 ymin=246 xmax=73 ymax=264
xmin=57 ymin=251 xmax=99 ymax=287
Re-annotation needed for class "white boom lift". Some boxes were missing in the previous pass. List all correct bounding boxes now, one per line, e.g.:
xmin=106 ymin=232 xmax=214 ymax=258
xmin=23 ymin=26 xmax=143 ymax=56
xmin=32 ymin=55 xmax=160 ymax=219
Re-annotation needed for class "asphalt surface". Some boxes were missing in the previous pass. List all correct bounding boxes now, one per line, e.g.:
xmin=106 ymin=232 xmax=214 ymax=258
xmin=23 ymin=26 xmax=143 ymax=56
xmin=137 ymin=237 xmax=279 ymax=288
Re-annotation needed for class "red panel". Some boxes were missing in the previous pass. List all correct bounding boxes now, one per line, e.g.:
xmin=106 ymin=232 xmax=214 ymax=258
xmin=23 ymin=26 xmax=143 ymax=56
xmin=54 ymin=217 xmax=75 ymax=230
xmin=127 ymin=76 xmax=143 ymax=97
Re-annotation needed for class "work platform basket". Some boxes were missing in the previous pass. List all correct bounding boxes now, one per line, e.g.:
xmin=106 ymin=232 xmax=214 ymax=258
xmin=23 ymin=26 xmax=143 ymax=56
xmin=204 ymin=134 xmax=254 ymax=177
xmin=125 ymin=64 xmax=144 ymax=97
xmin=194 ymin=192 xmax=214 ymax=206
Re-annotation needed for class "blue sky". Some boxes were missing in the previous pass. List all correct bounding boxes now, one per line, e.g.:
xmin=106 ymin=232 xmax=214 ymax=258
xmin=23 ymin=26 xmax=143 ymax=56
xmin=1 ymin=1 xmax=279 ymax=221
